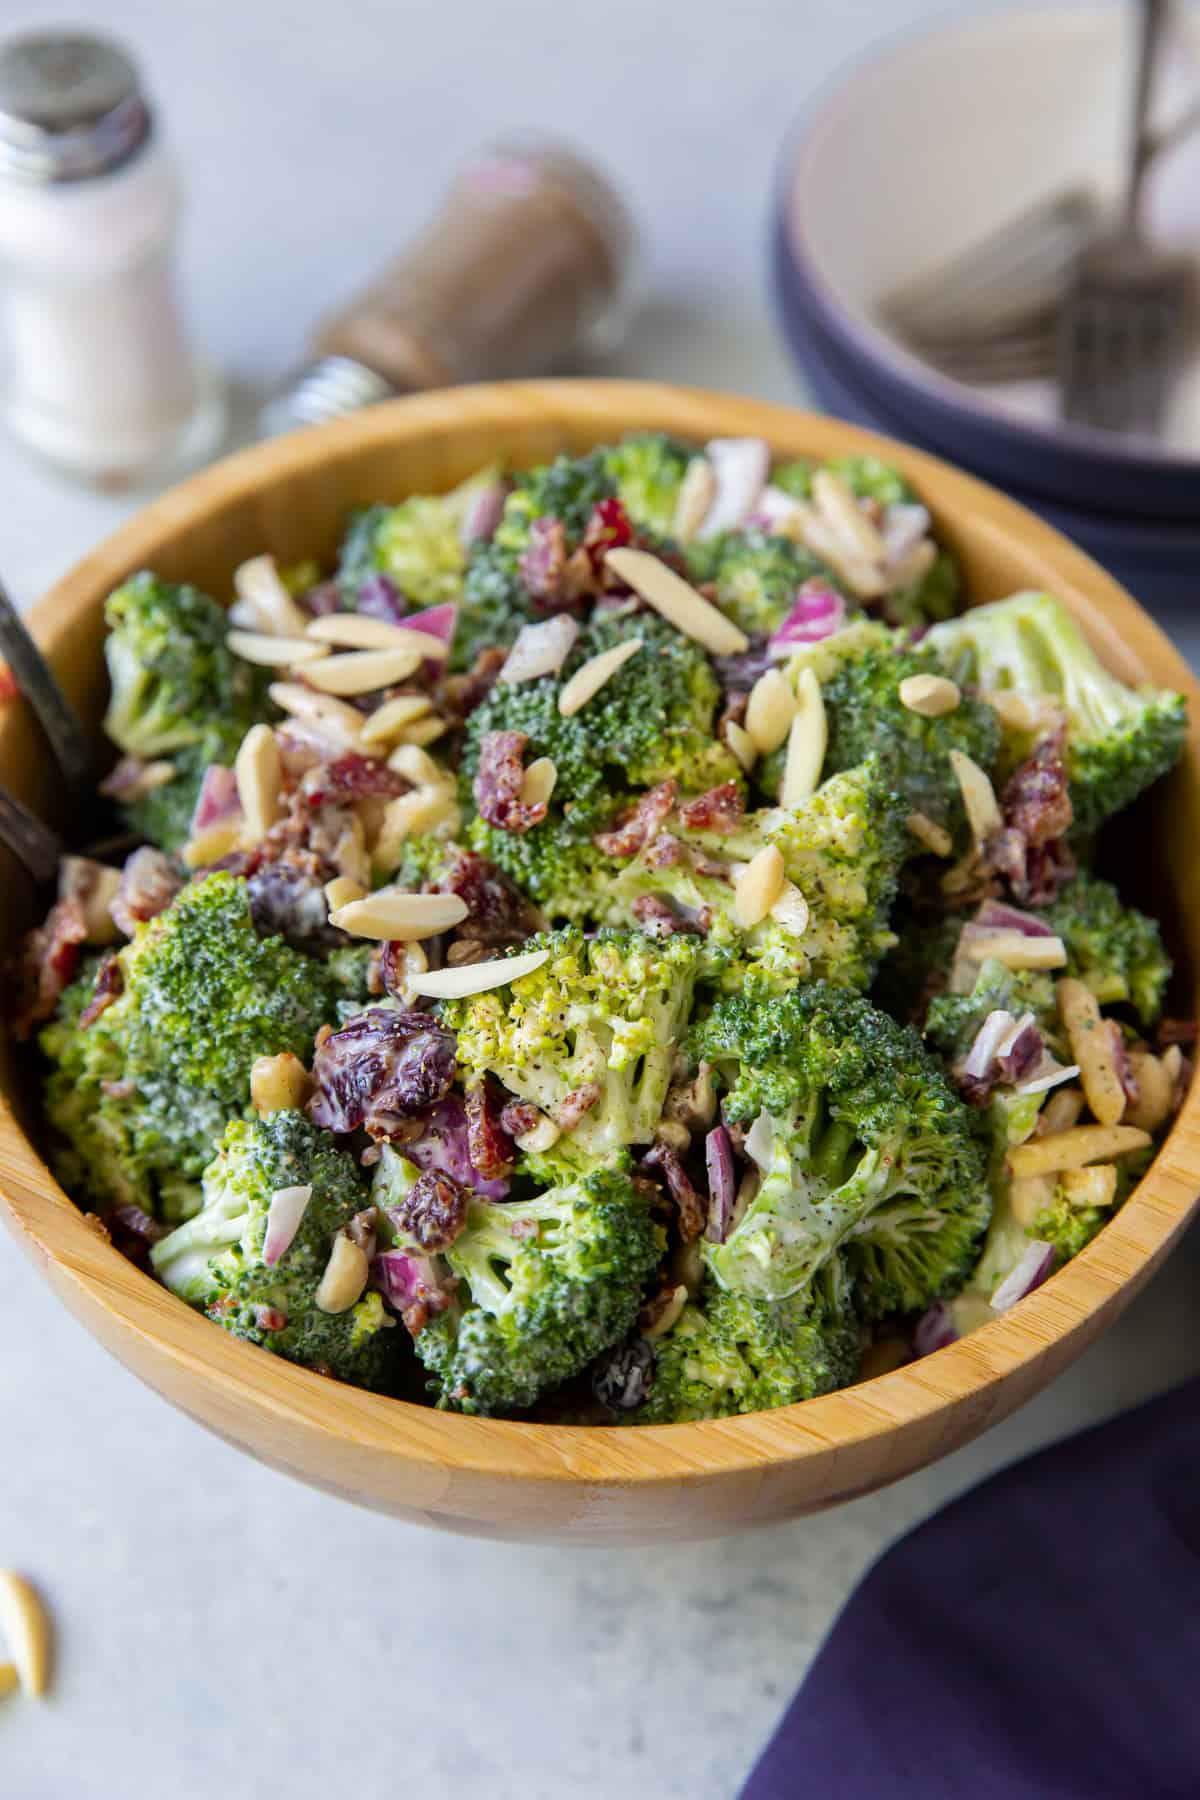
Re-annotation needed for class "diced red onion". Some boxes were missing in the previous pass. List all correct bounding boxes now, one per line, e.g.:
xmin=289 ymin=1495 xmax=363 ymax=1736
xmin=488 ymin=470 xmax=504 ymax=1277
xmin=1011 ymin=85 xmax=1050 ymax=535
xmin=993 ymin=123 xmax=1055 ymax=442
xmin=996 ymin=1014 xmax=1044 ymax=1084
xmin=457 ymin=482 xmax=506 ymax=546
xmin=188 ymin=764 xmax=241 ymax=837
xmin=402 ymin=601 xmax=458 ymax=647
xmin=975 ymin=899 xmax=1054 ymax=937
xmin=991 ymin=1240 xmax=1056 ymax=1312
xmin=750 ymin=484 xmax=805 ymax=531
xmin=768 ymin=580 xmax=847 ymax=655
xmin=373 ymin=1248 xmax=444 ymax=1311
xmin=696 ymin=437 xmax=770 ymax=538
xmin=704 ymin=1125 xmax=737 ymax=1244
xmin=499 ymin=614 xmax=579 ymax=684
xmin=963 ymin=1008 xmax=1017 ymax=1081
xmin=881 ymin=503 xmax=931 ymax=567
xmin=913 ymin=1300 xmax=958 ymax=1356
xmin=263 ymin=1183 xmax=312 ymax=1266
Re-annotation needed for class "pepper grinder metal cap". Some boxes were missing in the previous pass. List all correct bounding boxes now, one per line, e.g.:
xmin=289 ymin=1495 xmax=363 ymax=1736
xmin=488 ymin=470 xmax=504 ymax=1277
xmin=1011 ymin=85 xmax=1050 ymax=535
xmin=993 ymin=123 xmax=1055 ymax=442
xmin=0 ymin=30 xmax=151 ymax=183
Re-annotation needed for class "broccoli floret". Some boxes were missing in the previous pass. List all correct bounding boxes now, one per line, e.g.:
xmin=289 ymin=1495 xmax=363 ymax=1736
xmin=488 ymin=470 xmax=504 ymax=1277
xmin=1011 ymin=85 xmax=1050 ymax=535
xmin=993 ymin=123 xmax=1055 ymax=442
xmin=454 ymin=541 xmax=537 ymax=674
xmin=870 ymin=910 xmax=963 ymax=1025
xmin=636 ymin=1266 xmax=860 ymax=1423
xmin=770 ymin=453 xmax=913 ymax=508
xmin=102 ymin=572 xmax=271 ymax=848
xmin=820 ymin=641 xmax=1000 ymax=836
xmin=886 ymin=547 xmax=961 ymax=630
xmin=337 ymin=494 xmax=466 ymax=610
xmin=696 ymin=983 xmax=989 ymax=1314
xmin=40 ymin=873 xmax=342 ymax=1217
xmin=926 ymin=591 xmax=1187 ymax=832
xmin=411 ymin=1166 xmax=663 ymax=1413
xmin=1030 ymin=1194 xmax=1108 ymax=1267
xmin=684 ymin=528 xmax=830 ymax=639
xmin=924 ymin=956 xmax=1061 ymax=1064
xmin=1042 ymin=870 xmax=1170 ymax=1026
xmin=151 ymin=1111 xmax=396 ymax=1389
xmin=605 ymin=759 xmax=907 ymax=994
xmin=602 ymin=432 xmax=691 ymax=538
xmin=441 ymin=928 xmax=703 ymax=1169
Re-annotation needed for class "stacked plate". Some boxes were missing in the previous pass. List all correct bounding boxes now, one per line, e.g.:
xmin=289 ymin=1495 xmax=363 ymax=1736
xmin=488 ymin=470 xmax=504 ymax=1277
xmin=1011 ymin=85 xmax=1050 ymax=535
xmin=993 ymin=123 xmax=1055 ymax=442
xmin=772 ymin=3 xmax=1200 ymax=612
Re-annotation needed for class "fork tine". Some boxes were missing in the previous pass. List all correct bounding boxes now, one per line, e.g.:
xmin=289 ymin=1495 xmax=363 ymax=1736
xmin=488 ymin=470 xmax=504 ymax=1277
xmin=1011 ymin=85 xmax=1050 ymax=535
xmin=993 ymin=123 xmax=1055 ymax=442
xmin=0 ymin=577 xmax=92 ymax=790
xmin=0 ymin=785 xmax=64 ymax=884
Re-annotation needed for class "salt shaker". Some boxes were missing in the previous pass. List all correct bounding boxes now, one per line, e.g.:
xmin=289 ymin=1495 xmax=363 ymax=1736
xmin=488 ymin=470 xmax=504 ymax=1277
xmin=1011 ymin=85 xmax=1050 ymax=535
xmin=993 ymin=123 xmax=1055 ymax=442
xmin=0 ymin=30 xmax=224 ymax=487
xmin=267 ymin=137 xmax=637 ymax=432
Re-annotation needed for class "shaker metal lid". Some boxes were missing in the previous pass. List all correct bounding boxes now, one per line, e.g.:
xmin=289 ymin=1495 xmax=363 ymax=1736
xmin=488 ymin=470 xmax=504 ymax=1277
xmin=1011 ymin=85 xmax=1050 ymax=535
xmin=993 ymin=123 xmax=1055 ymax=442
xmin=0 ymin=30 xmax=151 ymax=182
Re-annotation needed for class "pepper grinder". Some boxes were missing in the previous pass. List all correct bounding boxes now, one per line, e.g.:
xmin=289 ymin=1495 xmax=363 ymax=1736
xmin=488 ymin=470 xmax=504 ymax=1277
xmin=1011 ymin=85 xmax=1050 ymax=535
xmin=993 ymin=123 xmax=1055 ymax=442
xmin=265 ymin=138 xmax=637 ymax=433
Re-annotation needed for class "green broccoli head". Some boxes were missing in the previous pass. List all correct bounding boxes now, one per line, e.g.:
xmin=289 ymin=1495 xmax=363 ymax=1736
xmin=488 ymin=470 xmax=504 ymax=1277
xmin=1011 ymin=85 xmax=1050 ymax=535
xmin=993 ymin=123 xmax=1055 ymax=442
xmin=636 ymin=1266 xmax=860 ymax=1423
xmin=684 ymin=528 xmax=830 ymax=639
xmin=886 ymin=547 xmax=961 ymax=631
xmin=870 ymin=909 xmax=963 ymax=1025
xmin=926 ymin=591 xmax=1187 ymax=833
xmin=1042 ymin=870 xmax=1170 ymax=1026
xmin=606 ymin=759 xmax=907 ymax=995
xmin=1030 ymin=1194 xmax=1108 ymax=1268
xmin=151 ymin=1111 xmax=397 ymax=1389
xmin=696 ymin=983 xmax=989 ymax=1313
xmin=40 ymin=873 xmax=343 ymax=1217
xmin=441 ymin=927 xmax=703 ymax=1168
xmin=411 ymin=1166 xmax=662 ymax=1413
xmin=821 ymin=642 xmax=1000 ymax=836
xmin=337 ymin=494 xmax=466 ymax=610
xmin=455 ymin=540 xmax=538 ymax=674
xmin=924 ymin=956 xmax=1060 ymax=1065
xmin=602 ymin=432 xmax=691 ymax=538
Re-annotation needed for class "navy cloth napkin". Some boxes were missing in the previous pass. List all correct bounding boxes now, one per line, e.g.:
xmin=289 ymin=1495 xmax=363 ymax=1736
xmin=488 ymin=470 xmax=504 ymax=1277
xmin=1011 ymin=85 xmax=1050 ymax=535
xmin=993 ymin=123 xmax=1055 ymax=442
xmin=741 ymin=1377 xmax=1200 ymax=1800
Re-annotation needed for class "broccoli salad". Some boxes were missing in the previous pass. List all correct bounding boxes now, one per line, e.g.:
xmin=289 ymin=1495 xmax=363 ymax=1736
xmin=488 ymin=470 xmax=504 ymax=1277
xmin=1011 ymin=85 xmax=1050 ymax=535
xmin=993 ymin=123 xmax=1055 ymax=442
xmin=11 ymin=431 xmax=1192 ymax=1422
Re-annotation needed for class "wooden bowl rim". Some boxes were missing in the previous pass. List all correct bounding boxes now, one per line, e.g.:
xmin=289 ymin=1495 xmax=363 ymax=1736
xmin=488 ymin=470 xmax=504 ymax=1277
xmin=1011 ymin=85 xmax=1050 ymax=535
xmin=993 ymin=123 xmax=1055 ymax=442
xmin=3 ymin=377 xmax=1198 ymax=1491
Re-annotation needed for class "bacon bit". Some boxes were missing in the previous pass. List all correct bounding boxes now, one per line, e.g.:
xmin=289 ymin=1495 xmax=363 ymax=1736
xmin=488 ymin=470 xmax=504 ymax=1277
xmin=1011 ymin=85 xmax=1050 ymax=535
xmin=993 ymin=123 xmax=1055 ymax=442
xmin=437 ymin=645 xmax=507 ymax=724
xmin=519 ymin=516 xmax=568 ymax=602
xmin=79 ymin=953 xmax=124 ymax=1027
xmin=111 ymin=847 xmax=182 ymax=938
xmin=641 ymin=1141 xmax=706 ymax=1241
xmin=465 ymin=1077 xmax=517 ymax=1182
xmin=499 ymin=1099 xmax=541 ymax=1140
xmin=9 ymin=897 xmax=87 ymax=1038
xmin=581 ymin=496 xmax=633 ymax=569
xmin=300 ymin=753 xmax=406 ymax=807
xmin=391 ymin=1170 xmax=472 ymax=1252
xmin=308 ymin=1007 xmax=457 ymax=1138
xmin=1157 ymin=1018 xmax=1197 ymax=1050
xmin=981 ymin=729 xmax=1075 ymax=906
xmin=475 ymin=729 xmax=548 ymax=833
xmin=254 ymin=1305 xmax=289 ymax=1333
xmin=631 ymin=894 xmax=703 ymax=938
xmin=594 ymin=779 xmax=677 ymax=858
xmin=676 ymin=780 xmax=745 ymax=834
xmin=556 ymin=1082 xmax=603 ymax=1131
xmin=0 ymin=660 xmax=18 ymax=701
xmin=643 ymin=832 xmax=686 ymax=869
xmin=435 ymin=847 xmax=541 ymax=950
xmin=98 ymin=753 xmax=176 ymax=802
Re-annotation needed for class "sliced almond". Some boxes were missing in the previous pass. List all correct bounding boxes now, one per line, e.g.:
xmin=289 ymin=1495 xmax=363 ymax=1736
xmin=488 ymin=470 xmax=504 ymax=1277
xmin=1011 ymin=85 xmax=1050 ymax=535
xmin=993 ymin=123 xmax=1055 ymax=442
xmin=888 ymin=538 xmax=937 ymax=592
xmin=1125 ymin=1051 xmax=1175 ymax=1133
xmin=789 ymin=501 xmax=888 ymax=599
xmin=1009 ymin=1123 xmax=1150 ymax=1179
xmin=182 ymin=818 xmax=243 ymax=870
xmin=1010 ymin=1172 xmax=1057 ymax=1228
xmin=268 ymin=681 xmax=365 ymax=739
xmin=1037 ymin=1086 xmax=1085 ymax=1136
xmin=409 ymin=946 xmax=552 ymax=998
xmin=331 ymin=888 xmax=468 ymax=942
xmin=780 ymin=667 xmax=827 ymax=808
xmin=386 ymin=742 xmax=453 ymax=789
xmin=604 ymin=547 xmax=749 ymax=655
xmin=745 ymin=667 xmax=798 ymax=755
xmin=306 ymin=615 xmax=449 ymax=657
xmin=1059 ymin=1164 xmax=1119 ymax=1209
xmin=324 ymin=875 xmax=367 ymax=912
xmin=384 ymin=941 xmax=428 ymax=1005
xmin=499 ymin=615 xmax=579 ymax=684
xmin=1057 ymin=977 xmax=1125 ymax=1127
xmin=557 ymin=638 xmax=643 ymax=717
xmin=898 ymin=673 xmax=961 ymax=717
xmin=62 ymin=858 xmax=122 ymax=943
xmin=0 ymin=1571 xmax=51 ymax=1697
xmin=906 ymin=811 xmax=953 ymax=857
xmin=981 ymin=688 xmax=1066 ymax=735
xmin=513 ymin=1107 xmax=562 ymax=1154
xmin=734 ymin=844 xmax=786 ymax=928
xmin=520 ymin=756 xmax=558 ymax=809
xmin=948 ymin=749 xmax=1001 ymax=843
xmin=235 ymin=724 xmax=281 ymax=843
xmin=301 ymin=647 xmax=422 ymax=695
xmin=227 ymin=630 xmax=329 ymax=667
xmin=361 ymin=694 xmax=434 ymax=745
xmin=250 ymin=1051 xmax=310 ymax=1115
xmin=232 ymin=554 xmax=309 ymax=636
xmin=642 ymin=1284 xmax=689 ymax=1341
xmin=397 ymin=714 xmax=449 ymax=748
xmin=724 ymin=719 xmax=758 ymax=773
xmin=770 ymin=880 xmax=811 ymax=935
xmin=812 ymin=468 xmax=888 ymax=563
xmin=672 ymin=456 xmax=717 ymax=544
xmin=374 ymin=787 xmax=461 ymax=865
xmin=314 ymin=1234 xmax=370 ymax=1314
xmin=965 ymin=931 xmax=1067 ymax=972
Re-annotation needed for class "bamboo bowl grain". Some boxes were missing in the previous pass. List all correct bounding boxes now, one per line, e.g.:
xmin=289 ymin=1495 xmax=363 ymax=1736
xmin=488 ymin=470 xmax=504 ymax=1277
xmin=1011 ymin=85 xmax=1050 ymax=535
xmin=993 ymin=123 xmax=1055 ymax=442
xmin=1 ymin=381 xmax=1198 ymax=1543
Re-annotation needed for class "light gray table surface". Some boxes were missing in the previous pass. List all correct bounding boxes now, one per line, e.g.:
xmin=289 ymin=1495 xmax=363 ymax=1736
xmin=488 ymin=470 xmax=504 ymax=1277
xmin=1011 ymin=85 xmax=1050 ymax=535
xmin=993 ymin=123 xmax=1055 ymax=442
xmin=3 ymin=2 xmax=1200 ymax=1796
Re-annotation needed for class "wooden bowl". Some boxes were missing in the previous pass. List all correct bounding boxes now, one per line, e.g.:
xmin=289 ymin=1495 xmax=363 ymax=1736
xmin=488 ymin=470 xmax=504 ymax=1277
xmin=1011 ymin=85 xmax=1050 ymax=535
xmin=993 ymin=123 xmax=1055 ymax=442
xmin=2 ymin=381 xmax=1197 ymax=1543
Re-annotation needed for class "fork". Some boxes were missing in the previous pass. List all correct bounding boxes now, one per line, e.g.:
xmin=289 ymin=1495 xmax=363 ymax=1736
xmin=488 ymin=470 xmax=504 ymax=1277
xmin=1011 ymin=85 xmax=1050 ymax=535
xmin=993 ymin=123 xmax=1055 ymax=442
xmin=0 ymin=573 xmax=92 ymax=880
xmin=1057 ymin=0 xmax=1196 ymax=434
